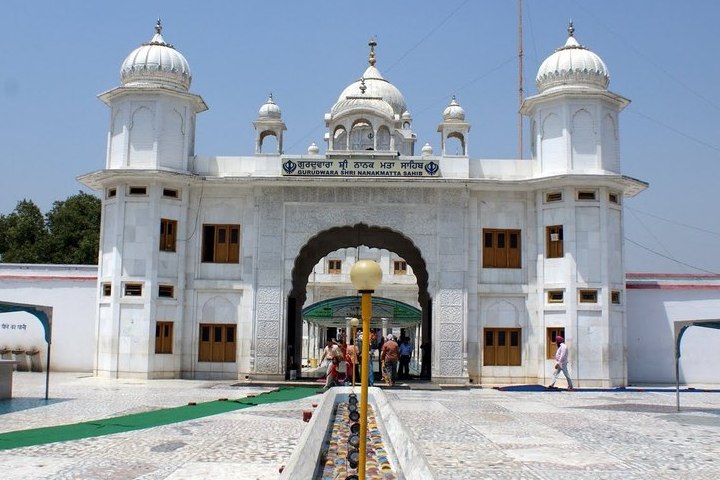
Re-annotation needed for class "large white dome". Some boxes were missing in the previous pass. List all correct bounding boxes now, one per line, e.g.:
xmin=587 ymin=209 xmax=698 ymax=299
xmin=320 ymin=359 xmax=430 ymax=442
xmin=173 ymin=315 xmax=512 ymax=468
xmin=536 ymin=23 xmax=609 ymax=94
xmin=120 ymin=20 xmax=192 ymax=92
xmin=334 ymin=40 xmax=407 ymax=117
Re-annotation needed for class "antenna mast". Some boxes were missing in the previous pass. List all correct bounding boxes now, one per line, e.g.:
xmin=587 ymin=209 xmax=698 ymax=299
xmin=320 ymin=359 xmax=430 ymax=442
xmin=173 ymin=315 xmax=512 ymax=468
xmin=518 ymin=0 xmax=524 ymax=159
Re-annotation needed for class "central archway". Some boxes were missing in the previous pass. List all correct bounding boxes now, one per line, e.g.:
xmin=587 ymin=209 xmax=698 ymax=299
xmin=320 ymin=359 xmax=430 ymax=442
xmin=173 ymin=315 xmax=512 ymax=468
xmin=286 ymin=223 xmax=432 ymax=379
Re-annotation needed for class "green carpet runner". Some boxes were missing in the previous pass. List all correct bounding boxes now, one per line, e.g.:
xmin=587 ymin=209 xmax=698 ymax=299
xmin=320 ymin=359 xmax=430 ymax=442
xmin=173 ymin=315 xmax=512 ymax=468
xmin=0 ymin=386 xmax=317 ymax=450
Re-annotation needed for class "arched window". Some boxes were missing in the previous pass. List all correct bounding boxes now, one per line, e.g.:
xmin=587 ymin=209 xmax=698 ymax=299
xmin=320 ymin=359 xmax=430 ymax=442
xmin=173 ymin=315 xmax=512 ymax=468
xmin=445 ymin=132 xmax=465 ymax=156
xmin=377 ymin=126 xmax=391 ymax=151
xmin=259 ymin=130 xmax=279 ymax=153
xmin=350 ymin=119 xmax=374 ymax=150
xmin=333 ymin=126 xmax=348 ymax=150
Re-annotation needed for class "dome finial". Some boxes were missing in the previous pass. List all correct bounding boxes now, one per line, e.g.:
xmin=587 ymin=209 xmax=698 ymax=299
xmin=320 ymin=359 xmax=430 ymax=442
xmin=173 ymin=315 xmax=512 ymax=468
xmin=368 ymin=36 xmax=377 ymax=66
xmin=567 ymin=20 xmax=575 ymax=38
xmin=155 ymin=18 xmax=162 ymax=35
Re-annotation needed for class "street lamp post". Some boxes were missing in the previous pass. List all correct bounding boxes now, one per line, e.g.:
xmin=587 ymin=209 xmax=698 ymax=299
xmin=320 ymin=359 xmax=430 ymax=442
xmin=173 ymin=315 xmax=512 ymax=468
xmin=350 ymin=317 xmax=359 ymax=386
xmin=349 ymin=260 xmax=383 ymax=480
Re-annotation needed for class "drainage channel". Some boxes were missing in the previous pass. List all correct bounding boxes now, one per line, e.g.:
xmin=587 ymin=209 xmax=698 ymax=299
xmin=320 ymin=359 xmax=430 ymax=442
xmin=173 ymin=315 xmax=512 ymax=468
xmin=280 ymin=386 xmax=435 ymax=480
xmin=319 ymin=393 xmax=396 ymax=479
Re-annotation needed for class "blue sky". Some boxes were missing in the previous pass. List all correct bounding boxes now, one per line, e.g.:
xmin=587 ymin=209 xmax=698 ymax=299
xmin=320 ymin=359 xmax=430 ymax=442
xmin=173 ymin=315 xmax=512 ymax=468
xmin=1 ymin=1 xmax=719 ymax=274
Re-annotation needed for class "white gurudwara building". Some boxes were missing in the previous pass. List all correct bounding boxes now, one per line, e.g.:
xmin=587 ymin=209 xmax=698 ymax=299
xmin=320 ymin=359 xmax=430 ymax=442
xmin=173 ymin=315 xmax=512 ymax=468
xmin=77 ymin=21 xmax=647 ymax=386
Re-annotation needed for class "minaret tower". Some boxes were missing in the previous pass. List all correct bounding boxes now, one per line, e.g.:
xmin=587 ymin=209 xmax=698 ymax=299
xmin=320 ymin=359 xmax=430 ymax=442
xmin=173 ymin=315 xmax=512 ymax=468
xmin=93 ymin=21 xmax=207 ymax=378
xmin=521 ymin=22 xmax=628 ymax=174
xmin=99 ymin=19 xmax=207 ymax=171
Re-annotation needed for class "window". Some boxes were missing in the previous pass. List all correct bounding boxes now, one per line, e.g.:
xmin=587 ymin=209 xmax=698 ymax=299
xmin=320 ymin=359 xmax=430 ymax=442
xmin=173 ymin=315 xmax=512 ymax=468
xmin=201 ymin=224 xmax=240 ymax=263
xmin=609 ymin=192 xmax=621 ymax=204
xmin=546 ymin=225 xmax=564 ymax=258
xmin=328 ymin=259 xmax=342 ymax=274
xmin=128 ymin=186 xmax=147 ymax=196
xmin=483 ymin=328 xmax=521 ymax=366
xmin=393 ymin=260 xmax=407 ymax=275
xmin=579 ymin=289 xmax=598 ymax=303
xmin=106 ymin=188 xmax=117 ymax=199
xmin=545 ymin=192 xmax=562 ymax=203
xmin=158 ymin=284 xmax=174 ymax=298
xmin=482 ymin=229 xmax=521 ymax=268
xmin=155 ymin=321 xmax=174 ymax=354
xmin=577 ymin=190 xmax=597 ymax=201
xmin=547 ymin=290 xmax=564 ymax=303
xmin=102 ymin=283 xmax=112 ymax=296
xmin=611 ymin=290 xmax=621 ymax=304
xmin=123 ymin=283 xmax=143 ymax=297
xmin=162 ymin=188 xmax=179 ymax=199
xmin=160 ymin=219 xmax=177 ymax=252
xmin=547 ymin=328 xmax=565 ymax=359
xmin=198 ymin=324 xmax=236 ymax=362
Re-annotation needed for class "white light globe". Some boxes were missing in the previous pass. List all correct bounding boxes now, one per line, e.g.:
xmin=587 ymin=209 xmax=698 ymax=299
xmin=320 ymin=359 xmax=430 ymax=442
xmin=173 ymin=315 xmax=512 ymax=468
xmin=350 ymin=260 xmax=383 ymax=290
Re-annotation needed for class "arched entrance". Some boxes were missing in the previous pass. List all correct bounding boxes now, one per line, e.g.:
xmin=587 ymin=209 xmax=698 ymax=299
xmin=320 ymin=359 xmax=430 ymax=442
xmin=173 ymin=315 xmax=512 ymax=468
xmin=286 ymin=223 xmax=432 ymax=379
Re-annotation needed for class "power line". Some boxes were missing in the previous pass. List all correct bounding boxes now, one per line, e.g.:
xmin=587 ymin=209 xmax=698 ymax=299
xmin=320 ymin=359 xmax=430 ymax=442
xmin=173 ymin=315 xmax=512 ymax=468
xmin=625 ymin=237 xmax=719 ymax=275
xmin=626 ymin=205 xmax=720 ymax=237
xmin=385 ymin=0 xmax=472 ymax=74
xmin=569 ymin=1 xmax=720 ymax=113
xmin=627 ymin=110 xmax=720 ymax=153
xmin=412 ymin=56 xmax=517 ymax=118
xmin=627 ymin=208 xmax=675 ymax=259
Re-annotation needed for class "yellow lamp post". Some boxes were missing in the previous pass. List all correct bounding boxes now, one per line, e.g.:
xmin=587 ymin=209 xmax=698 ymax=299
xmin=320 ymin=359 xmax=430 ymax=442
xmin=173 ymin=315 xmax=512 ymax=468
xmin=349 ymin=259 xmax=383 ymax=479
xmin=349 ymin=317 xmax=359 ymax=386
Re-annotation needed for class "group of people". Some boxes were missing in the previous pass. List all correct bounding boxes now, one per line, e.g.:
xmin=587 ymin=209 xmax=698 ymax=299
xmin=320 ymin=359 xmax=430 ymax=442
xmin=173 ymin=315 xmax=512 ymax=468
xmin=320 ymin=332 xmax=574 ymax=391
xmin=320 ymin=330 xmax=416 ymax=390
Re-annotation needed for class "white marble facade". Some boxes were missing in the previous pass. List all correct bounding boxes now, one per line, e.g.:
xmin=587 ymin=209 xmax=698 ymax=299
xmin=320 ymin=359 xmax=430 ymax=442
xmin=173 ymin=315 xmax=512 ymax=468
xmin=79 ymin=21 xmax=647 ymax=386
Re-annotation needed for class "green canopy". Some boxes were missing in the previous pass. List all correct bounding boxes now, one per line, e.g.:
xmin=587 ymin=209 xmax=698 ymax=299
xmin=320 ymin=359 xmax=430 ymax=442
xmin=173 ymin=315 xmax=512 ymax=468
xmin=303 ymin=296 xmax=421 ymax=328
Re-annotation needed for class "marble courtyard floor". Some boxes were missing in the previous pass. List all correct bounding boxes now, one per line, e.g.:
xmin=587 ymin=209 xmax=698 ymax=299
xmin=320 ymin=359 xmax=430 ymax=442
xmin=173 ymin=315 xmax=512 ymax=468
xmin=1 ymin=372 xmax=719 ymax=479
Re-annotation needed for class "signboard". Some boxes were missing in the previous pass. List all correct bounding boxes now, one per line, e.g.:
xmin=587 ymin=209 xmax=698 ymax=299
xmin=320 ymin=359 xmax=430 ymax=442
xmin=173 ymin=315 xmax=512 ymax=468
xmin=282 ymin=158 xmax=440 ymax=177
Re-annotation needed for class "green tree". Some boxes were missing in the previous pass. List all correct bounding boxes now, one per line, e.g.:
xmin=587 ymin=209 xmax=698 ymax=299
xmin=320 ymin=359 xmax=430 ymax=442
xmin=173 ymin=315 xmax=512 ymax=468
xmin=44 ymin=192 xmax=101 ymax=265
xmin=0 ymin=192 xmax=101 ymax=265
xmin=0 ymin=199 xmax=48 ymax=263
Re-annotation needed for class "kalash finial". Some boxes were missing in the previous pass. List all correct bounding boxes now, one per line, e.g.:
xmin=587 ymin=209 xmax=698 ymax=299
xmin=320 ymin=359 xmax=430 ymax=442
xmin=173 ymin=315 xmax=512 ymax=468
xmin=567 ymin=20 xmax=575 ymax=37
xmin=155 ymin=18 xmax=162 ymax=34
xmin=368 ymin=36 xmax=377 ymax=66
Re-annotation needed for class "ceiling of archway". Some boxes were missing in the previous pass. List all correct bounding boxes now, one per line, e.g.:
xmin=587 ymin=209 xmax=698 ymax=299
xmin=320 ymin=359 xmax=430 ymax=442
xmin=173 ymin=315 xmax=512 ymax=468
xmin=290 ymin=223 xmax=429 ymax=306
xmin=303 ymin=295 xmax=421 ymax=328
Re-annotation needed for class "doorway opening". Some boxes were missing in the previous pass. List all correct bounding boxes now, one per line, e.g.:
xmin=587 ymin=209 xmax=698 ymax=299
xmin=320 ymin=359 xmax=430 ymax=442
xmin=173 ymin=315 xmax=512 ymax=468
xmin=286 ymin=223 xmax=432 ymax=380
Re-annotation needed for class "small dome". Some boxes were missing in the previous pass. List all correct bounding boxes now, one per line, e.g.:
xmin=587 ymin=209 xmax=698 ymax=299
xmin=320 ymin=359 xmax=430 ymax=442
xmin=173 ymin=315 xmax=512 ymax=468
xmin=334 ymin=39 xmax=408 ymax=117
xmin=442 ymin=96 xmax=465 ymax=121
xmin=421 ymin=143 xmax=433 ymax=156
xmin=258 ymin=94 xmax=281 ymax=119
xmin=120 ymin=20 xmax=191 ymax=91
xmin=307 ymin=143 xmax=320 ymax=155
xmin=536 ymin=22 xmax=609 ymax=94
xmin=401 ymin=111 xmax=412 ymax=120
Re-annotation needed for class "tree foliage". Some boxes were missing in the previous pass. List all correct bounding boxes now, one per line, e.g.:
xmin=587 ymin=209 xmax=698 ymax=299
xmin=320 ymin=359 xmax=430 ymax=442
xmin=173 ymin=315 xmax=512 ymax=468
xmin=0 ymin=192 xmax=101 ymax=264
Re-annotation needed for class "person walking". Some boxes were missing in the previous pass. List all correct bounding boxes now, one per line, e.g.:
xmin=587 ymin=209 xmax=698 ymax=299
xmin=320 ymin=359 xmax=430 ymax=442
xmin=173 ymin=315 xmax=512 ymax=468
xmin=547 ymin=335 xmax=574 ymax=390
xmin=381 ymin=334 xmax=400 ymax=386
xmin=345 ymin=339 xmax=359 ymax=385
xmin=398 ymin=337 xmax=413 ymax=380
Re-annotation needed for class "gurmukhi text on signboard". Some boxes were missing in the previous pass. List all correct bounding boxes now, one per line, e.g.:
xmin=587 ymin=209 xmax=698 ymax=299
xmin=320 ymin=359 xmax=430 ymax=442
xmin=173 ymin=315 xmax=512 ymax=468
xmin=282 ymin=158 xmax=440 ymax=177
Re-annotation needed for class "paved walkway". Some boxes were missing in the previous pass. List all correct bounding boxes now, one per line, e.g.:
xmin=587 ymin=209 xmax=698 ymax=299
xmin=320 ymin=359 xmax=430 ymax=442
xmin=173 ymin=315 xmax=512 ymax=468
xmin=1 ymin=372 xmax=719 ymax=479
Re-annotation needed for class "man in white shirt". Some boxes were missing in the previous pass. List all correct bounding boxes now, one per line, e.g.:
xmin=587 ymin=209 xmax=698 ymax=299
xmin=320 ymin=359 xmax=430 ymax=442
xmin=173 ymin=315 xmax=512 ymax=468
xmin=547 ymin=335 xmax=574 ymax=390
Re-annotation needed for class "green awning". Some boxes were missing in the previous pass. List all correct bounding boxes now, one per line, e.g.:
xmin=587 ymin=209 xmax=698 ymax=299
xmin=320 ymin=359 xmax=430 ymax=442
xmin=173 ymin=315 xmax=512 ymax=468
xmin=302 ymin=296 xmax=421 ymax=328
